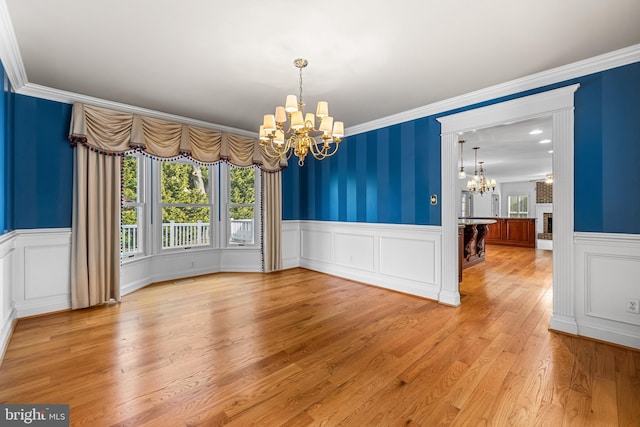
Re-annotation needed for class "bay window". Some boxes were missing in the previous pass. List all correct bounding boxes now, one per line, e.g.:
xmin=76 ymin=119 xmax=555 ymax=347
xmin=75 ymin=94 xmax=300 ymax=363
xmin=120 ymin=158 xmax=260 ymax=259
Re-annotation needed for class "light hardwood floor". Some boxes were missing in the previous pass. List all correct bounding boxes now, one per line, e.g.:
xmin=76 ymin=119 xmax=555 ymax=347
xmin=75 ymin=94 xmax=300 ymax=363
xmin=0 ymin=246 xmax=638 ymax=426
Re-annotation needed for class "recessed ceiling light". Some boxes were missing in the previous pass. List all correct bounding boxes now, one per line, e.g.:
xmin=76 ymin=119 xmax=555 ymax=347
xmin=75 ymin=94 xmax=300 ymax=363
xmin=548 ymin=150 xmax=554 ymax=154
xmin=529 ymin=129 xmax=543 ymax=135
xmin=539 ymin=139 xmax=551 ymax=144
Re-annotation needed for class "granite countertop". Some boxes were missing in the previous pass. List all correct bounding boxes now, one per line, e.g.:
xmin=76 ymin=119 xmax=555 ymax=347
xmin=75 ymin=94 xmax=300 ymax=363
xmin=458 ymin=218 xmax=497 ymax=225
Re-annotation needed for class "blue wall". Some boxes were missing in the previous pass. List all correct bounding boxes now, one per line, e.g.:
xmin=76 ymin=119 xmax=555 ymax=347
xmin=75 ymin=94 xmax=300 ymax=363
xmin=283 ymin=62 xmax=640 ymax=234
xmin=12 ymin=94 xmax=73 ymax=229
xmin=2 ymin=61 xmax=639 ymax=234
xmin=283 ymin=117 xmax=441 ymax=225
xmin=0 ymin=60 xmax=12 ymax=234
xmin=0 ymin=61 xmax=6 ymax=234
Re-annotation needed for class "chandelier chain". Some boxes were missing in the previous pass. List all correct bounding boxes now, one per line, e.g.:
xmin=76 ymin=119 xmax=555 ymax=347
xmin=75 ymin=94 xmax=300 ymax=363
xmin=298 ymin=66 xmax=304 ymax=107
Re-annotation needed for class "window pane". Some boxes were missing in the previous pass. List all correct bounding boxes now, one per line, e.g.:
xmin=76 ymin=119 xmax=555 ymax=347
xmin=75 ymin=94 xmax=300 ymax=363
xmin=519 ymin=196 xmax=528 ymax=215
xmin=229 ymin=207 xmax=254 ymax=245
xmin=230 ymin=167 xmax=255 ymax=204
xmin=121 ymin=206 xmax=140 ymax=254
xmin=161 ymin=162 xmax=209 ymax=204
xmin=122 ymin=155 xmax=138 ymax=202
xmin=161 ymin=207 xmax=210 ymax=248
xmin=509 ymin=196 xmax=518 ymax=213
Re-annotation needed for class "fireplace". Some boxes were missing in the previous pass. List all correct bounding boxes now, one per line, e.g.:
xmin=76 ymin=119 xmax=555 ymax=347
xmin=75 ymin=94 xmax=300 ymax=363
xmin=538 ymin=212 xmax=553 ymax=240
xmin=544 ymin=213 xmax=552 ymax=233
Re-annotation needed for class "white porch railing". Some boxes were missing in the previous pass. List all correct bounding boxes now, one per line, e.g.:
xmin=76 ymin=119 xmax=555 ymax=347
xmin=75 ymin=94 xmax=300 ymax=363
xmin=162 ymin=220 xmax=210 ymax=249
xmin=121 ymin=219 xmax=254 ymax=253
xmin=121 ymin=224 xmax=138 ymax=254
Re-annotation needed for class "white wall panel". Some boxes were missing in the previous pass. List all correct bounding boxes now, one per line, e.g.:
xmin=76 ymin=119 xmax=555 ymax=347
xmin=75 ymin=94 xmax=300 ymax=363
xmin=334 ymin=233 xmax=374 ymax=271
xmin=0 ymin=232 xmax=16 ymax=362
xmin=575 ymin=233 xmax=640 ymax=349
xmin=14 ymin=229 xmax=71 ymax=317
xmin=301 ymin=229 xmax=332 ymax=263
xmin=379 ymin=237 xmax=436 ymax=284
xmin=24 ymin=245 xmax=70 ymax=299
xmin=282 ymin=222 xmax=300 ymax=269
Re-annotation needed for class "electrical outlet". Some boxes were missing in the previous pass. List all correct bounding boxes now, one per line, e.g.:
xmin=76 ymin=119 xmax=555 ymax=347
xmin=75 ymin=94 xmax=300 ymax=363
xmin=627 ymin=298 xmax=640 ymax=314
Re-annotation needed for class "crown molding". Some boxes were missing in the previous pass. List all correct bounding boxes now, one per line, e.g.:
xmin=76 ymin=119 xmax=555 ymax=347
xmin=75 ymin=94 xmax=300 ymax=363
xmin=346 ymin=43 xmax=640 ymax=137
xmin=2 ymin=0 xmax=638 ymax=141
xmin=0 ymin=0 xmax=27 ymax=88
xmin=16 ymin=83 xmax=257 ymax=138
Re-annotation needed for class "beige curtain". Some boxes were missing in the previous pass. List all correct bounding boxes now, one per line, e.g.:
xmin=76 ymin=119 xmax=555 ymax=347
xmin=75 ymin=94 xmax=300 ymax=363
xmin=71 ymin=145 xmax=121 ymax=309
xmin=262 ymin=171 xmax=282 ymax=272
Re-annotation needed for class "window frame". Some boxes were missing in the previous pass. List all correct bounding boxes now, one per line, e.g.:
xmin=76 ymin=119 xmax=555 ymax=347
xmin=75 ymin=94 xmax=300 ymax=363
xmin=120 ymin=153 xmax=149 ymax=260
xmin=222 ymin=163 xmax=261 ymax=248
xmin=507 ymin=194 xmax=529 ymax=218
xmin=154 ymin=159 xmax=218 ymax=253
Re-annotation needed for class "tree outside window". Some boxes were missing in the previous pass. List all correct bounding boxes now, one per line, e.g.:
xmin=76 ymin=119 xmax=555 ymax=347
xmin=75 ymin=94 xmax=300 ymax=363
xmin=121 ymin=155 xmax=144 ymax=256
xmin=228 ymin=167 xmax=256 ymax=245
xmin=160 ymin=162 xmax=212 ymax=249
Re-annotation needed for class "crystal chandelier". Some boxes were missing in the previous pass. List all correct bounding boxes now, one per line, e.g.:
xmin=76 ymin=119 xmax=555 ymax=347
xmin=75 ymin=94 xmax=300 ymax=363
xmin=467 ymin=147 xmax=496 ymax=195
xmin=259 ymin=58 xmax=345 ymax=166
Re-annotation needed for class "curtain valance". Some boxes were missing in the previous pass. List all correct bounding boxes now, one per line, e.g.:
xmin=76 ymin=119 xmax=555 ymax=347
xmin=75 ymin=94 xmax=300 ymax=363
xmin=68 ymin=102 xmax=286 ymax=171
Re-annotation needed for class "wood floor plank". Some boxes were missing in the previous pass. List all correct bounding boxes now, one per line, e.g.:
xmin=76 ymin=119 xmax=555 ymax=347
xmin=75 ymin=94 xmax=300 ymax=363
xmin=0 ymin=246 xmax=637 ymax=426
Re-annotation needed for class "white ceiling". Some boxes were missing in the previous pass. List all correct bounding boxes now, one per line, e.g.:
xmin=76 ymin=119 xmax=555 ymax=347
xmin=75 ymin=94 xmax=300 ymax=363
xmin=2 ymin=1 xmax=640 ymax=181
xmin=459 ymin=116 xmax=553 ymax=183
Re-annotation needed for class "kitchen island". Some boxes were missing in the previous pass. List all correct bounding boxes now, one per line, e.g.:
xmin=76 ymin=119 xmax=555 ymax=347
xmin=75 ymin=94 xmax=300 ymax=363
xmin=458 ymin=218 xmax=497 ymax=270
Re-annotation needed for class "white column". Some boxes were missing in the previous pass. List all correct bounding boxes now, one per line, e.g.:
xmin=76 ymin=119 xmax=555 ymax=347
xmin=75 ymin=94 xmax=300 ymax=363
xmin=439 ymin=132 xmax=460 ymax=306
xmin=549 ymin=107 xmax=578 ymax=334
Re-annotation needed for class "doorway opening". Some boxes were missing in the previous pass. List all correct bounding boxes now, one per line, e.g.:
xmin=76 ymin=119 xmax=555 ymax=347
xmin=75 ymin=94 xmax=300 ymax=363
xmin=437 ymin=84 xmax=580 ymax=336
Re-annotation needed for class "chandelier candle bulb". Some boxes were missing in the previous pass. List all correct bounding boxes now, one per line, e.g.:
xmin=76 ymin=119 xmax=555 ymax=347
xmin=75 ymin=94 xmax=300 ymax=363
xmin=275 ymin=106 xmax=287 ymax=123
xmin=305 ymin=113 xmax=315 ymax=128
xmin=274 ymin=129 xmax=285 ymax=145
xmin=285 ymin=95 xmax=298 ymax=112
xmin=263 ymin=114 xmax=276 ymax=131
xmin=316 ymin=101 xmax=329 ymax=117
xmin=320 ymin=116 xmax=334 ymax=133
xmin=332 ymin=121 xmax=344 ymax=138
xmin=291 ymin=111 xmax=304 ymax=129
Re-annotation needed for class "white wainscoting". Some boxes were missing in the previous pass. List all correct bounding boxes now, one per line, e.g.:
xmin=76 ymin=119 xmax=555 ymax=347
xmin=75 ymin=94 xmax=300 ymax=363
xmin=284 ymin=221 xmax=442 ymax=301
xmin=121 ymin=248 xmax=261 ymax=295
xmin=282 ymin=221 xmax=301 ymax=269
xmin=13 ymin=229 xmax=72 ymax=318
xmin=574 ymin=232 xmax=640 ymax=349
xmin=7 ymin=228 xmax=262 ymax=317
xmin=0 ymin=231 xmax=16 ymax=361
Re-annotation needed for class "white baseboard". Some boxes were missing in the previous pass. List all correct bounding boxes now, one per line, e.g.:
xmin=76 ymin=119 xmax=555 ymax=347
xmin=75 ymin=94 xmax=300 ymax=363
xmin=537 ymin=239 xmax=553 ymax=250
xmin=549 ymin=314 xmax=579 ymax=335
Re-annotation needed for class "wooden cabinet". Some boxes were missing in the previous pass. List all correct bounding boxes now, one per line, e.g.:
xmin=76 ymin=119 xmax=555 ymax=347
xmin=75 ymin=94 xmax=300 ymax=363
xmin=480 ymin=218 xmax=536 ymax=248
